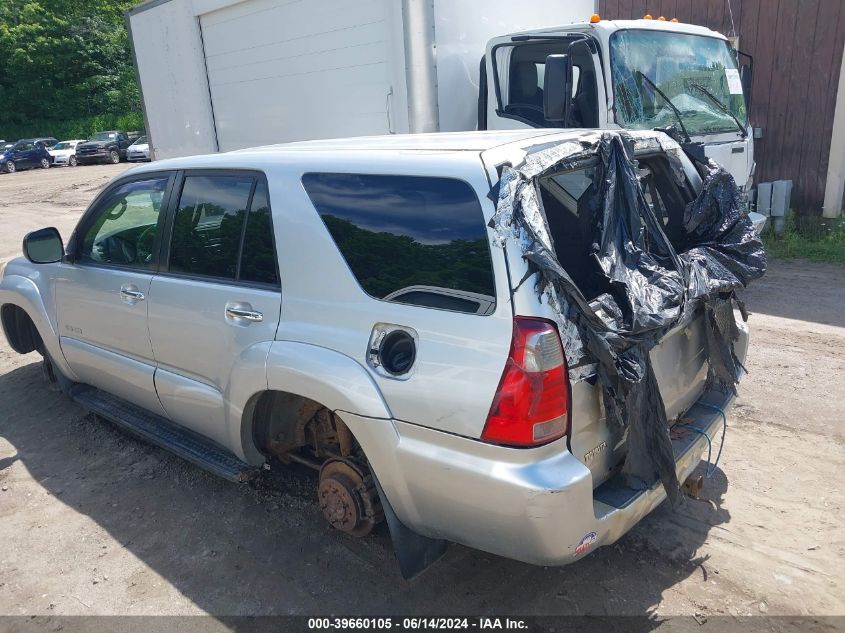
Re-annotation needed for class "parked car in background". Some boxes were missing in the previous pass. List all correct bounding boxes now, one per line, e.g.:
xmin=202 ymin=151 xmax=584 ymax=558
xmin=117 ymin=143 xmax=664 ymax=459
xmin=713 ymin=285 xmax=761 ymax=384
xmin=0 ymin=139 xmax=54 ymax=173
xmin=49 ymin=140 xmax=87 ymax=167
xmin=76 ymin=131 xmax=131 ymax=165
xmin=126 ymin=136 xmax=150 ymax=162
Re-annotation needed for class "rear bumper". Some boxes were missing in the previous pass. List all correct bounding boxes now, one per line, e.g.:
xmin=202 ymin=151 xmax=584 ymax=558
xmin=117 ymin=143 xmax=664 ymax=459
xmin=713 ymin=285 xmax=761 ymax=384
xmin=346 ymin=388 xmax=736 ymax=566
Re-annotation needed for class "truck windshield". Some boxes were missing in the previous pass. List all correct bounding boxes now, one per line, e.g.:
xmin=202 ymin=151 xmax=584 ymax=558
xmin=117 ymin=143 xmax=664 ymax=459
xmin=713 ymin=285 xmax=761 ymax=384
xmin=610 ymin=30 xmax=748 ymax=136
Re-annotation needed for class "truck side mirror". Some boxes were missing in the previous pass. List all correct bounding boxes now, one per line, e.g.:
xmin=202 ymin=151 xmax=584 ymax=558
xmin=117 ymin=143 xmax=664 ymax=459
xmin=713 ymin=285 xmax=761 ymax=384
xmin=23 ymin=227 xmax=64 ymax=264
xmin=543 ymin=54 xmax=572 ymax=123
xmin=740 ymin=64 xmax=753 ymax=109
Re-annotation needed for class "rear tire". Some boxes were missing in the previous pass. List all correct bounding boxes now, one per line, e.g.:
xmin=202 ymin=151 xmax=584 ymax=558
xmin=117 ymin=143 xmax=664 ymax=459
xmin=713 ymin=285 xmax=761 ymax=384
xmin=4 ymin=160 xmax=15 ymax=173
xmin=109 ymin=150 xmax=119 ymax=164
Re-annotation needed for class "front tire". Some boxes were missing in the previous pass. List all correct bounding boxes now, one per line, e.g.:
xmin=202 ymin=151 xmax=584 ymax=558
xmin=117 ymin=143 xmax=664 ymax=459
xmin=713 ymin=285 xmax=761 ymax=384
xmin=69 ymin=155 xmax=77 ymax=167
xmin=4 ymin=161 xmax=15 ymax=173
xmin=40 ymin=157 xmax=50 ymax=169
xmin=109 ymin=150 xmax=120 ymax=164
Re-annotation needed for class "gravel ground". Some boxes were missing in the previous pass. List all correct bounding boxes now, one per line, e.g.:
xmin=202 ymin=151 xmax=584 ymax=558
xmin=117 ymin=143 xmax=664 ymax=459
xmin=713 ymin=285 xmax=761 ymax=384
xmin=0 ymin=164 xmax=843 ymax=617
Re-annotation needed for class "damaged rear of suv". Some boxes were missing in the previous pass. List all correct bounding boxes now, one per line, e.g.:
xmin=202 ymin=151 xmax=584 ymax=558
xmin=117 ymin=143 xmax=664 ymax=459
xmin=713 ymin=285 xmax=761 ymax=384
xmin=0 ymin=129 xmax=764 ymax=579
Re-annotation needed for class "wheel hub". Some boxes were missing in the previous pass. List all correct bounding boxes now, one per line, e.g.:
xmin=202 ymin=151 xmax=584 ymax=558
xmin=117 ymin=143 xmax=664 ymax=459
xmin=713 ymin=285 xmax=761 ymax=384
xmin=318 ymin=459 xmax=381 ymax=537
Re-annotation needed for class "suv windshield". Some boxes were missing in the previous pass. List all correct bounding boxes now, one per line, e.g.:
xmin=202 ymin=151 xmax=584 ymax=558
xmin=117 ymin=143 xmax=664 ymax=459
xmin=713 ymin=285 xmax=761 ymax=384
xmin=610 ymin=30 xmax=748 ymax=136
xmin=90 ymin=132 xmax=117 ymax=141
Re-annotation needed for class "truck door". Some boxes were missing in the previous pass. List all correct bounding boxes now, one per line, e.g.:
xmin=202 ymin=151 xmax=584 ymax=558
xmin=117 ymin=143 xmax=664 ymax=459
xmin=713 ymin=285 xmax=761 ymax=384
xmin=484 ymin=37 xmax=604 ymax=131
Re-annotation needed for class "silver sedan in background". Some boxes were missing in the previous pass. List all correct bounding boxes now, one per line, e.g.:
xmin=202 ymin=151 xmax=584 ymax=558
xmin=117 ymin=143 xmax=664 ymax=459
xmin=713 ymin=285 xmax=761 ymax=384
xmin=126 ymin=135 xmax=150 ymax=162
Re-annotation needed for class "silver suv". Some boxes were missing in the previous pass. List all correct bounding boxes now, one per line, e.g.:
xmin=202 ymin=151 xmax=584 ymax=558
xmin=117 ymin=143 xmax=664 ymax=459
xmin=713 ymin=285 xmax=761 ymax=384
xmin=0 ymin=130 xmax=755 ymax=578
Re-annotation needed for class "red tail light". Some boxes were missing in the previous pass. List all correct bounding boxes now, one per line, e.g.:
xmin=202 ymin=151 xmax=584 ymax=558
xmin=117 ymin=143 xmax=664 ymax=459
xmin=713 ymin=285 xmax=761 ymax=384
xmin=482 ymin=317 xmax=570 ymax=447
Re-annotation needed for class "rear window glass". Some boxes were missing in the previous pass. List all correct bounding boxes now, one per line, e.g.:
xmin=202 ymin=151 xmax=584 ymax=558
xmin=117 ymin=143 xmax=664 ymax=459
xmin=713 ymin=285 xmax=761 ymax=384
xmin=302 ymin=173 xmax=496 ymax=315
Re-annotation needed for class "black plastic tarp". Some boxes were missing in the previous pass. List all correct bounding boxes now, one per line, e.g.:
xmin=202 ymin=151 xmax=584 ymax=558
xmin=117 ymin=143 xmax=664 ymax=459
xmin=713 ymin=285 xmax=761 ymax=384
xmin=490 ymin=131 xmax=766 ymax=505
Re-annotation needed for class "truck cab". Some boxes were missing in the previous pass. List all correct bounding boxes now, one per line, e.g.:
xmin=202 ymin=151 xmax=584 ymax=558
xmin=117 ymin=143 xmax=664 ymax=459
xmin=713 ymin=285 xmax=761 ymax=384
xmin=483 ymin=18 xmax=754 ymax=193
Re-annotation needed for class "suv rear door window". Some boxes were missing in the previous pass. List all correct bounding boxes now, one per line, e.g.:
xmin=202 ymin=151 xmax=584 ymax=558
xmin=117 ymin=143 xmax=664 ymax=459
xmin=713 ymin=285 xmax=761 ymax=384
xmin=168 ymin=175 xmax=254 ymax=280
xmin=238 ymin=181 xmax=278 ymax=285
xmin=302 ymin=173 xmax=495 ymax=315
xmin=167 ymin=174 xmax=279 ymax=286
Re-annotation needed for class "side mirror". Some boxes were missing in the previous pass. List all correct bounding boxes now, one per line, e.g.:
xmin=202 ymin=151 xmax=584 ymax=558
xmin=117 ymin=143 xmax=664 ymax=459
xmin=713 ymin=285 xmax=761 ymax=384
xmin=740 ymin=64 xmax=753 ymax=109
xmin=23 ymin=227 xmax=64 ymax=264
xmin=543 ymin=54 xmax=572 ymax=123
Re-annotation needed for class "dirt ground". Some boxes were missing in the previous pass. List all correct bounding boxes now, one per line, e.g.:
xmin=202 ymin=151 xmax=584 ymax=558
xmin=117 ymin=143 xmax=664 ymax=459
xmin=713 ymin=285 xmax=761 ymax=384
xmin=0 ymin=165 xmax=843 ymax=618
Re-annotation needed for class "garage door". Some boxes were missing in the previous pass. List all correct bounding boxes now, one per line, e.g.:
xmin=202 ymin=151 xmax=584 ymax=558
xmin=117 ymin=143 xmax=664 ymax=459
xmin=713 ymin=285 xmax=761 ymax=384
xmin=200 ymin=0 xmax=398 ymax=151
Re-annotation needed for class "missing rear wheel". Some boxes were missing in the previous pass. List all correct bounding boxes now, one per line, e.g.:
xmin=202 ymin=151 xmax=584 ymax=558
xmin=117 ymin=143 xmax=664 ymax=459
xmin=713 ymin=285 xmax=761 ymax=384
xmin=318 ymin=458 xmax=382 ymax=537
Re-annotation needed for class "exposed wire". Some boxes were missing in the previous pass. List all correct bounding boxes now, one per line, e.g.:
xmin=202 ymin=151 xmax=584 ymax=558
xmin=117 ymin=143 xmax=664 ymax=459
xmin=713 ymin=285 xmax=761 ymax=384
xmin=726 ymin=0 xmax=737 ymax=38
xmin=676 ymin=403 xmax=728 ymax=479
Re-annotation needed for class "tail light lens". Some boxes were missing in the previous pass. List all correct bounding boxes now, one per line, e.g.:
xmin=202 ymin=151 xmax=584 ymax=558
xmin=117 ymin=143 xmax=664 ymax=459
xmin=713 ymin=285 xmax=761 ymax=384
xmin=482 ymin=317 xmax=570 ymax=447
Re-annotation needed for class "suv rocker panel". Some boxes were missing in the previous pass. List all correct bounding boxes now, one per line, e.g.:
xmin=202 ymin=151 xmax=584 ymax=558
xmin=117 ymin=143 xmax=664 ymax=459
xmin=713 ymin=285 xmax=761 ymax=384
xmin=69 ymin=383 xmax=258 ymax=482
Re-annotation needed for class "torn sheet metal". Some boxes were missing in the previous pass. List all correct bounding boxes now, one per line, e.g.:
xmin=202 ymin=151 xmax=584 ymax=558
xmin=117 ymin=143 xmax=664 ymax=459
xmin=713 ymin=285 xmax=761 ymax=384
xmin=490 ymin=131 xmax=766 ymax=505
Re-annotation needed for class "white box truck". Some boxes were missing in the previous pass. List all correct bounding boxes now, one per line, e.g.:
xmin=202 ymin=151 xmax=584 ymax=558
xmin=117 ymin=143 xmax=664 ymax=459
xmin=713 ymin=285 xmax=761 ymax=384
xmin=128 ymin=0 xmax=754 ymax=191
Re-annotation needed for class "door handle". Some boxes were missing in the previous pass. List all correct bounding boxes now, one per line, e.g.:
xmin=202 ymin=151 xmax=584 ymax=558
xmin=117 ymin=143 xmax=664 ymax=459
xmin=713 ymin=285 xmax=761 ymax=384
xmin=225 ymin=304 xmax=263 ymax=322
xmin=119 ymin=285 xmax=145 ymax=302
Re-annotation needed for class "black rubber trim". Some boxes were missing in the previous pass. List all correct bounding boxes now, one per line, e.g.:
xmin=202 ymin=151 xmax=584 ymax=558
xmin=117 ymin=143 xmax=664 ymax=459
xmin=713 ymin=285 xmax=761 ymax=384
xmin=371 ymin=471 xmax=448 ymax=580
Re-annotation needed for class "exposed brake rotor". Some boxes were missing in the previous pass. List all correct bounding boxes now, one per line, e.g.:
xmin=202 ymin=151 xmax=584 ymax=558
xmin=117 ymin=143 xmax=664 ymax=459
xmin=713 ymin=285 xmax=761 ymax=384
xmin=318 ymin=458 xmax=383 ymax=537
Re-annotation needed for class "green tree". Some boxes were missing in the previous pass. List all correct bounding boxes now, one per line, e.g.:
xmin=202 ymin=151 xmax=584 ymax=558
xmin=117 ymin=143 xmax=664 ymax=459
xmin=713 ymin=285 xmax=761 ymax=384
xmin=0 ymin=0 xmax=141 ymax=138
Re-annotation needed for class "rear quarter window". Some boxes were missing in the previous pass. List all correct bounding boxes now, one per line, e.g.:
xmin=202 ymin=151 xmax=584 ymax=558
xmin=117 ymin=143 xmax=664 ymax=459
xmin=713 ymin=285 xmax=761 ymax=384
xmin=302 ymin=173 xmax=496 ymax=315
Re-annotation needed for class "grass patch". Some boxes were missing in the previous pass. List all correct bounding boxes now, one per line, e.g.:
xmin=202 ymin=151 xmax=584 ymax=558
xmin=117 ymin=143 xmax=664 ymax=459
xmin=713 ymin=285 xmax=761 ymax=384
xmin=762 ymin=213 xmax=845 ymax=264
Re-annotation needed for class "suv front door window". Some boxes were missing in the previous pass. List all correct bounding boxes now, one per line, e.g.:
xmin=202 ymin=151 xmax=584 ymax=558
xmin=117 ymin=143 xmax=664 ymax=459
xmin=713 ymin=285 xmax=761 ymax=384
xmin=80 ymin=178 xmax=168 ymax=269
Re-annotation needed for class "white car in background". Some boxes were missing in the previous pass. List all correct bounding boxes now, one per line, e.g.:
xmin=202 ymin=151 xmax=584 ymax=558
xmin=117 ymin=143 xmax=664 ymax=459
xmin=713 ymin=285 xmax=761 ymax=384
xmin=48 ymin=140 xmax=86 ymax=167
xmin=126 ymin=136 xmax=150 ymax=162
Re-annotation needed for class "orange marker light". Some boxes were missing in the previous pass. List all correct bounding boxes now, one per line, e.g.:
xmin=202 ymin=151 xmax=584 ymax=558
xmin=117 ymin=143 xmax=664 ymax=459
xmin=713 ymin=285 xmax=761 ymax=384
xmin=658 ymin=15 xmax=667 ymax=21
xmin=670 ymin=17 xmax=680 ymax=22
xmin=643 ymin=14 xmax=653 ymax=20
xmin=590 ymin=13 xmax=601 ymax=23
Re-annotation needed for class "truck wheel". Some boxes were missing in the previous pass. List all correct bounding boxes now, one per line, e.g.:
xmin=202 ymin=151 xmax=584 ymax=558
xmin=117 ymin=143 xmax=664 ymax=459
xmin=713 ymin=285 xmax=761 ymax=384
xmin=4 ymin=161 xmax=15 ymax=173
xmin=109 ymin=150 xmax=119 ymax=164
xmin=40 ymin=157 xmax=50 ymax=169
xmin=69 ymin=155 xmax=77 ymax=167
